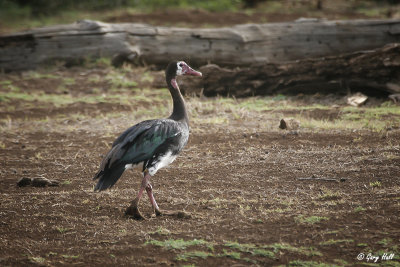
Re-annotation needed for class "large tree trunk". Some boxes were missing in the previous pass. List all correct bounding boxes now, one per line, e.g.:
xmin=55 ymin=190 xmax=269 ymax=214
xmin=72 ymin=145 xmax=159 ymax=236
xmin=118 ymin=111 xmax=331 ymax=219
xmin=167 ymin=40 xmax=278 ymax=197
xmin=0 ymin=19 xmax=399 ymax=71
xmin=181 ymin=43 xmax=400 ymax=97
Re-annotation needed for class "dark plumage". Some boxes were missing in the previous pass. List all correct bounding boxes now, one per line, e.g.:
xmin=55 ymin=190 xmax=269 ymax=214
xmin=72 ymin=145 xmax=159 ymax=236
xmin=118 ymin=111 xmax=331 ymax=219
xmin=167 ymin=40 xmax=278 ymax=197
xmin=93 ymin=61 xmax=202 ymax=219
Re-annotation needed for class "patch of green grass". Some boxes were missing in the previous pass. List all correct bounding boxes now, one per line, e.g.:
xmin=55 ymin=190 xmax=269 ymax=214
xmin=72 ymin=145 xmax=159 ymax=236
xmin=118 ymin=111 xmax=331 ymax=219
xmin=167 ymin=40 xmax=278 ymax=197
xmin=132 ymin=0 xmax=241 ymax=12
xmin=267 ymin=243 xmax=322 ymax=257
xmin=29 ymin=257 xmax=46 ymax=264
xmin=141 ymin=71 xmax=154 ymax=83
xmin=295 ymin=215 xmax=329 ymax=225
xmin=63 ymin=77 xmax=76 ymax=86
xmin=272 ymin=94 xmax=287 ymax=101
xmin=319 ymin=239 xmax=354 ymax=246
xmin=377 ymin=238 xmax=392 ymax=246
xmin=297 ymin=117 xmax=359 ymax=131
xmin=221 ymin=249 xmax=241 ymax=259
xmin=0 ymin=81 xmax=20 ymax=92
xmin=194 ymin=116 xmax=229 ymax=124
xmin=286 ymin=260 xmax=341 ymax=267
xmin=106 ymin=72 xmax=138 ymax=89
xmin=252 ymin=248 xmax=275 ymax=258
xmin=0 ymin=91 xmax=136 ymax=106
xmin=56 ymin=227 xmax=71 ymax=234
xmin=325 ymin=230 xmax=340 ymax=235
xmin=359 ymin=263 xmax=380 ymax=267
xmin=357 ymin=243 xmax=369 ymax=247
xmin=340 ymin=105 xmax=400 ymax=131
xmin=25 ymin=71 xmax=59 ymax=80
xmin=88 ymin=75 xmax=102 ymax=83
xmin=224 ymin=241 xmax=256 ymax=252
xmin=370 ymin=181 xmax=382 ymax=188
xmin=264 ymin=207 xmax=292 ymax=213
xmin=148 ymin=227 xmax=171 ymax=236
xmin=94 ymin=57 xmax=112 ymax=67
xmin=146 ymin=238 xmax=208 ymax=250
xmin=318 ymin=188 xmax=341 ymax=201
xmin=176 ymin=250 xmax=212 ymax=261
xmin=224 ymin=241 xmax=321 ymax=258
xmin=0 ymin=2 xmax=241 ymax=34
xmin=390 ymin=245 xmax=399 ymax=254
xmin=0 ymin=80 xmax=12 ymax=86
xmin=187 ymin=94 xmax=400 ymax=131
xmin=295 ymin=104 xmax=400 ymax=131
xmin=224 ymin=241 xmax=273 ymax=259
xmin=357 ymin=6 xmax=389 ymax=17
xmin=0 ymin=92 xmax=32 ymax=102
xmin=354 ymin=206 xmax=366 ymax=212
xmin=176 ymin=249 xmax=251 ymax=262
xmin=235 ymin=97 xmax=328 ymax=113
xmin=333 ymin=259 xmax=348 ymax=266
xmin=62 ymin=254 xmax=79 ymax=259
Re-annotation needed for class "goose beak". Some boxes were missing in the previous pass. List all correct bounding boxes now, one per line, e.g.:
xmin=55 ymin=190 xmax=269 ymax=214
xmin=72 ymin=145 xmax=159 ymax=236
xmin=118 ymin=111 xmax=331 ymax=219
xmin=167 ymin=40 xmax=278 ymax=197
xmin=185 ymin=67 xmax=202 ymax=77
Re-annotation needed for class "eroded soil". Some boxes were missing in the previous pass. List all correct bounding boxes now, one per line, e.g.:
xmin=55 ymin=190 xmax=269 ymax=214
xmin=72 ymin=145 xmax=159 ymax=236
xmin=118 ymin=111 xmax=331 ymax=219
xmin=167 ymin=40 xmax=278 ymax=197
xmin=0 ymin=66 xmax=399 ymax=266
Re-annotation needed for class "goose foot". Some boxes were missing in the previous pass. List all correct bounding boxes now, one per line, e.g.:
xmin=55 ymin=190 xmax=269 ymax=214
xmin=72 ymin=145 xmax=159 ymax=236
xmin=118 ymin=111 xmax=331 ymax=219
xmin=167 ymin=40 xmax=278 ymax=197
xmin=125 ymin=198 xmax=146 ymax=220
xmin=125 ymin=205 xmax=146 ymax=220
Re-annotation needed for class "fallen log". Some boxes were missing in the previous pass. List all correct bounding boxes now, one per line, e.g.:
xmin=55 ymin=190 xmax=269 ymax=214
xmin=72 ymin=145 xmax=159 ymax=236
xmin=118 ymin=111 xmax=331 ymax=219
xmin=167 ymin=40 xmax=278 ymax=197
xmin=182 ymin=43 xmax=400 ymax=97
xmin=0 ymin=19 xmax=399 ymax=71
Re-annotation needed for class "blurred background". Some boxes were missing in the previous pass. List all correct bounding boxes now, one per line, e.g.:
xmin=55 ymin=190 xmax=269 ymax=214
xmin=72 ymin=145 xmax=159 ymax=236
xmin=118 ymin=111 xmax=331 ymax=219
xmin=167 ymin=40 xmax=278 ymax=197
xmin=1 ymin=0 xmax=399 ymax=33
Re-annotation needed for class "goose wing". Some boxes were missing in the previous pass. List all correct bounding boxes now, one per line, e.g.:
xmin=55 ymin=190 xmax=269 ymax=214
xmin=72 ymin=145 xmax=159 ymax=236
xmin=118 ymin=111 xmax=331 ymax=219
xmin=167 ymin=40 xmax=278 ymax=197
xmin=93 ymin=119 xmax=181 ymax=191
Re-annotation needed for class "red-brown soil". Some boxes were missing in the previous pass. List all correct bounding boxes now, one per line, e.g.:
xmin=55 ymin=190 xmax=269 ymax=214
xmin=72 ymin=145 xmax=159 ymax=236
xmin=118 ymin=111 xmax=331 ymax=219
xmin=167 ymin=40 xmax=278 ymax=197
xmin=0 ymin=66 xmax=399 ymax=266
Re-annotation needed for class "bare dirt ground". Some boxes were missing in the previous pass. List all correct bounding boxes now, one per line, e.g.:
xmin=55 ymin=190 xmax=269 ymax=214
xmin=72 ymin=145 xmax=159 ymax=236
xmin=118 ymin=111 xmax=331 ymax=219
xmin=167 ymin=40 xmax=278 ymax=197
xmin=0 ymin=64 xmax=399 ymax=266
xmin=1 ymin=2 xmax=400 ymax=265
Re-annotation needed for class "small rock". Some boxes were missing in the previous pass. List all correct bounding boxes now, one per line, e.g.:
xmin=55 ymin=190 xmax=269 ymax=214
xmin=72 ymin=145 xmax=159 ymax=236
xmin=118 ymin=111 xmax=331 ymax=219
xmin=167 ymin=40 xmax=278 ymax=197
xmin=31 ymin=177 xmax=52 ymax=187
xmin=347 ymin=92 xmax=368 ymax=107
xmin=279 ymin=118 xmax=300 ymax=130
xmin=17 ymin=177 xmax=32 ymax=187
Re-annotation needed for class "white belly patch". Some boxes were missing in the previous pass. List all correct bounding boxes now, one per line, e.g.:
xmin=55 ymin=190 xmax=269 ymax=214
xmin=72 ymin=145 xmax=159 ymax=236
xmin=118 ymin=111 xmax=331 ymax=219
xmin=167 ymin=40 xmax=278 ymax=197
xmin=148 ymin=151 xmax=177 ymax=176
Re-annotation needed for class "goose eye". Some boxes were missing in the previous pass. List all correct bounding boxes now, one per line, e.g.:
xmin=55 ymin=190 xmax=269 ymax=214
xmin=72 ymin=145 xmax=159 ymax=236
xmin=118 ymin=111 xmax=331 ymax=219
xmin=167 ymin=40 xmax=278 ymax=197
xmin=179 ymin=63 xmax=183 ymax=67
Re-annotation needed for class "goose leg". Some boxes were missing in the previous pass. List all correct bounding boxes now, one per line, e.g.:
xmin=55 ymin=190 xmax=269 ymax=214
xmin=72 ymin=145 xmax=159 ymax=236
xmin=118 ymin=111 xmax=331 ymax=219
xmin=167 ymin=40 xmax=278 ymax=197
xmin=125 ymin=171 xmax=150 ymax=220
xmin=146 ymin=179 xmax=191 ymax=219
xmin=145 ymin=183 xmax=162 ymax=216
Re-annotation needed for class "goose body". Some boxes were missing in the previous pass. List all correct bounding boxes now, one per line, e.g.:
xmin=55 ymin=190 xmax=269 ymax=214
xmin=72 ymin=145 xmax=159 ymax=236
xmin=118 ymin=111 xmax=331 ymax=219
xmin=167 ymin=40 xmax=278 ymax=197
xmin=93 ymin=61 xmax=201 ymax=219
xmin=93 ymin=118 xmax=188 ymax=190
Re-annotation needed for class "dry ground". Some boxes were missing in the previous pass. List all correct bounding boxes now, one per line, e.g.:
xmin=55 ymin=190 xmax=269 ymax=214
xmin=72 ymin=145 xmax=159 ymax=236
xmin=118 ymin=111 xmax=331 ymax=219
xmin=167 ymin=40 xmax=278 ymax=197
xmin=0 ymin=64 xmax=399 ymax=267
